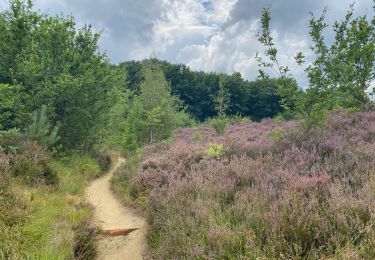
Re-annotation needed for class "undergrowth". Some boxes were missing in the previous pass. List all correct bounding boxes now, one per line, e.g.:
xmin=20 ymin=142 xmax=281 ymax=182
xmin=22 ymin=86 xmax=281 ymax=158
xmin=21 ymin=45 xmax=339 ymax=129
xmin=0 ymin=149 xmax=103 ymax=259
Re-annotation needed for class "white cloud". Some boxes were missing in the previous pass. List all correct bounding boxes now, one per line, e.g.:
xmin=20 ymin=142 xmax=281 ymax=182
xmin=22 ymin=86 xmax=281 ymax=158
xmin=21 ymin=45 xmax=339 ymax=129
xmin=0 ymin=0 xmax=372 ymax=86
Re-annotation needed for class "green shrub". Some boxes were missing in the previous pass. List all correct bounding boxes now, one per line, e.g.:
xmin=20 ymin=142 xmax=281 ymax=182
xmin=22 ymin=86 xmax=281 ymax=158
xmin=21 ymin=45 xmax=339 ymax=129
xmin=206 ymin=144 xmax=224 ymax=158
xmin=193 ymin=130 xmax=202 ymax=142
xmin=205 ymin=116 xmax=229 ymax=135
xmin=266 ymin=130 xmax=284 ymax=142
xmin=206 ymin=115 xmax=248 ymax=135
xmin=176 ymin=111 xmax=197 ymax=128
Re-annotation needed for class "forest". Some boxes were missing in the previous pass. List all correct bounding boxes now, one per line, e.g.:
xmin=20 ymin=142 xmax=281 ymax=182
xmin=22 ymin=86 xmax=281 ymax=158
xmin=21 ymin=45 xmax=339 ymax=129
xmin=0 ymin=0 xmax=374 ymax=259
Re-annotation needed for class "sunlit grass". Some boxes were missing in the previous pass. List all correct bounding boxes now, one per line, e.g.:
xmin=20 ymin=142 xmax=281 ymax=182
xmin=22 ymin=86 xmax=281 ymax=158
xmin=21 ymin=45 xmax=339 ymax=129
xmin=0 ymin=154 xmax=100 ymax=259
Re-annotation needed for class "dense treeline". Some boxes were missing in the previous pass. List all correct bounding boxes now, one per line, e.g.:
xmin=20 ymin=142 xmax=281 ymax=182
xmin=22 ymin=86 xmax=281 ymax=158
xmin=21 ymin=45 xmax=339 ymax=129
xmin=119 ymin=60 xmax=284 ymax=121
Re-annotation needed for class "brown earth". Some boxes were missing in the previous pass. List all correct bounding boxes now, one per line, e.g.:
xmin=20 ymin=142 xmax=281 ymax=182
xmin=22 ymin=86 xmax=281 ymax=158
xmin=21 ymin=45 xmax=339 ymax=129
xmin=85 ymin=157 xmax=146 ymax=260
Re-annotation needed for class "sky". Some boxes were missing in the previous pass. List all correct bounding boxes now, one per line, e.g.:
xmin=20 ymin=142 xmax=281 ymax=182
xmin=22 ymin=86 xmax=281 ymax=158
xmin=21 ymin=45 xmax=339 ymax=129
xmin=0 ymin=0 xmax=373 ymax=86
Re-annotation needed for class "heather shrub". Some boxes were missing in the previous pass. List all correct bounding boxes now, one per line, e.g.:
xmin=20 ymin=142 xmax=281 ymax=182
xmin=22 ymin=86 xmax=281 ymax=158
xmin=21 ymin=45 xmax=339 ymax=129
xmin=129 ymin=111 xmax=375 ymax=258
xmin=0 ymin=149 xmax=25 ymax=225
xmin=10 ymin=141 xmax=58 ymax=185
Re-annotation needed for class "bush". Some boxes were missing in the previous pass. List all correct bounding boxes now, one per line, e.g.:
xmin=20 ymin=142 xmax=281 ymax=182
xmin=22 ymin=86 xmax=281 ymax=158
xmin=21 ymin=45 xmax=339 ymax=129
xmin=205 ymin=116 xmax=229 ymax=135
xmin=176 ymin=111 xmax=197 ymax=128
xmin=266 ymin=130 xmax=284 ymax=142
xmin=206 ymin=143 xmax=224 ymax=158
xmin=10 ymin=141 xmax=58 ymax=185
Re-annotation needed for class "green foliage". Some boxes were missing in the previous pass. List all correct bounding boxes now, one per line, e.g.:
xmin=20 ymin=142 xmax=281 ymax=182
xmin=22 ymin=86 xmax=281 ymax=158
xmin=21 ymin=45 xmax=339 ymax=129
xmin=193 ymin=130 xmax=202 ymax=142
xmin=0 ymin=152 xmax=100 ymax=259
xmin=90 ymin=148 xmax=112 ymax=172
xmin=256 ymin=8 xmax=300 ymax=119
xmin=206 ymin=115 xmax=246 ymax=135
xmin=205 ymin=116 xmax=230 ymax=135
xmin=120 ymin=60 xmax=284 ymax=121
xmin=300 ymin=4 xmax=375 ymax=125
xmin=25 ymin=105 xmax=60 ymax=148
xmin=0 ymin=0 xmax=125 ymax=149
xmin=104 ymin=89 xmax=131 ymax=148
xmin=257 ymin=4 xmax=375 ymax=127
xmin=266 ymin=130 xmax=284 ymax=142
xmin=111 ymin=153 xmax=146 ymax=208
xmin=124 ymin=96 xmax=146 ymax=150
xmin=123 ymin=61 xmax=186 ymax=150
xmin=214 ymin=76 xmax=230 ymax=117
xmin=206 ymin=143 xmax=224 ymax=158
xmin=175 ymin=111 xmax=196 ymax=128
xmin=139 ymin=62 xmax=180 ymax=142
xmin=0 ymin=84 xmax=25 ymax=130
xmin=0 ymin=128 xmax=23 ymax=152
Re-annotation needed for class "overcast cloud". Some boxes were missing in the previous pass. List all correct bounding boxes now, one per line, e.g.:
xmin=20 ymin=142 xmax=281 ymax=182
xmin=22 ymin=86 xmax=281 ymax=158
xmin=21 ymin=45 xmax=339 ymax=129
xmin=0 ymin=0 xmax=373 ymax=85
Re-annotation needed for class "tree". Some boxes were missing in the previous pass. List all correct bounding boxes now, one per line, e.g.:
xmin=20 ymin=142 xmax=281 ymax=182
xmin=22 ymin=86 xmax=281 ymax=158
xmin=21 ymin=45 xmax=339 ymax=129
xmin=0 ymin=0 xmax=126 ymax=149
xmin=0 ymin=0 xmax=39 ymax=84
xmin=120 ymin=59 xmax=285 ymax=121
xmin=124 ymin=96 xmax=145 ymax=150
xmin=122 ymin=61 xmax=181 ymax=149
xmin=256 ymin=8 xmax=300 ymax=119
xmin=214 ymin=76 xmax=230 ymax=117
xmin=138 ymin=61 xmax=179 ymax=143
xmin=256 ymin=4 xmax=375 ymax=125
xmin=0 ymin=84 xmax=25 ymax=130
xmin=305 ymin=4 xmax=374 ymax=110
xmin=25 ymin=105 xmax=60 ymax=148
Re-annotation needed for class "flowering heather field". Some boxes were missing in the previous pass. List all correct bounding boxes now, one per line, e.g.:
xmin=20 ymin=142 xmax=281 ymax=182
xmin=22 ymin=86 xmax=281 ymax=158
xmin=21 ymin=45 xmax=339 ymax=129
xmin=124 ymin=111 xmax=375 ymax=259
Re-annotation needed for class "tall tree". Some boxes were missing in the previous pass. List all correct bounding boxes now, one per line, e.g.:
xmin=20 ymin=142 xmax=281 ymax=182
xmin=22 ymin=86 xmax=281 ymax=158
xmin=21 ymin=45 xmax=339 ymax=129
xmin=139 ymin=61 xmax=179 ymax=143
xmin=256 ymin=7 xmax=300 ymax=119
xmin=214 ymin=76 xmax=230 ymax=117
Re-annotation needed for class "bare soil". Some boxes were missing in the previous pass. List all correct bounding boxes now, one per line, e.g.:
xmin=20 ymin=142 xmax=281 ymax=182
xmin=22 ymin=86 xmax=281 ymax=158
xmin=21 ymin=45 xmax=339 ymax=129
xmin=85 ymin=157 xmax=147 ymax=260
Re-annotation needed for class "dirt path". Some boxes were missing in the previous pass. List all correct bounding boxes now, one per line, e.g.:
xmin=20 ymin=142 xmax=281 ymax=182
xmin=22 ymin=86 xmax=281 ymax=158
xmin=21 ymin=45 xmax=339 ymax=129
xmin=85 ymin=157 xmax=147 ymax=260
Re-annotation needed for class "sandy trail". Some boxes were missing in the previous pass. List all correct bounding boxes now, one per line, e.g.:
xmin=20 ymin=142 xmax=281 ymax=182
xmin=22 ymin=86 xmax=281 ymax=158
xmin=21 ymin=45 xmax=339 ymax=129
xmin=85 ymin=157 xmax=147 ymax=260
